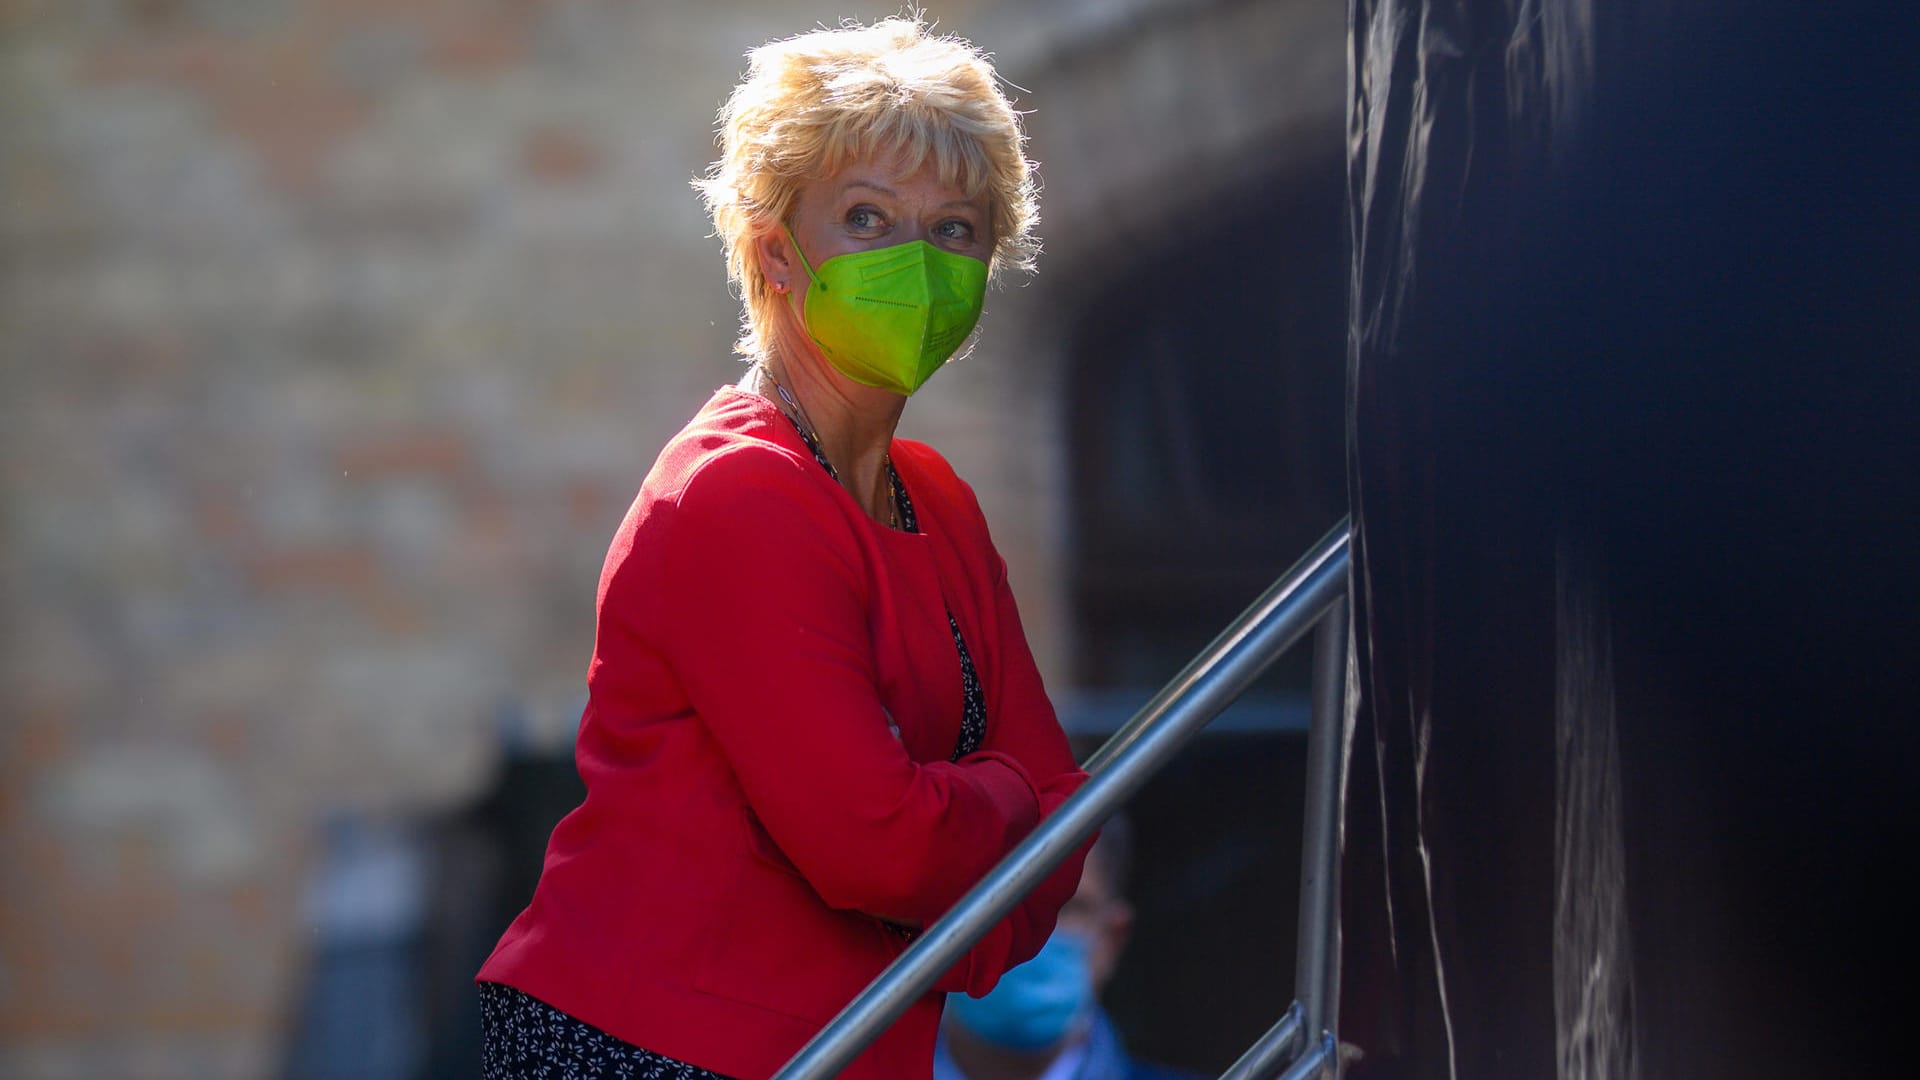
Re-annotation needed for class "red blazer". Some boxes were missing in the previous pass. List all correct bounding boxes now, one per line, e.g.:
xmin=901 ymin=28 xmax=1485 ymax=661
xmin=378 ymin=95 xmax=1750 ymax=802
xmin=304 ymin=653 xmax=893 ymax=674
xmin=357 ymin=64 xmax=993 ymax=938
xmin=478 ymin=388 xmax=1090 ymax=1079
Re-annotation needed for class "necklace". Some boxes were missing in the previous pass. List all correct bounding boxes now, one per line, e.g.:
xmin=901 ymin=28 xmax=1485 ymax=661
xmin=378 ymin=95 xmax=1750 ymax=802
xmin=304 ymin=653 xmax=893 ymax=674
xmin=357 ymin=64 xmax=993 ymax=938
xmin=756 ymin=361 xmax=900 ymax=530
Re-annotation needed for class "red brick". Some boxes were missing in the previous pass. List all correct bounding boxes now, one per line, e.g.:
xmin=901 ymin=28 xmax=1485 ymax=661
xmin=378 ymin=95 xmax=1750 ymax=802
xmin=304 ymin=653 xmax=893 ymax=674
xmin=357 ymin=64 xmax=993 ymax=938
xmin=201 ymin=710 xmax=253 ymax=758
xmin=245 ymin=546 xmax=380 ymax=592
xmin=193 ymin=494 xmax=253 ymax=547
xmin=83 ymin=331 xmax=190 ymax=382
xmin=315 ymin=0 xmax=441 ymax=21
xmin=564 ymin=476 xmax=607 ymax=527
xmin=8 ymin=712 xmax=70 ymax=772
xmin=0 ymin=920 xmax=52 ymax=986
xmin=216 ymin=84 xmax=374 ymax=192
xmin=335 ymin=430 xmax=472 ymax=478
xmin=523 ymin=125 xmax=606 ymax=185
xmin=128 ymin=0 xmax=191 ymax=28
xmin=102 ymin=934 xmax=140 ymax=982
xmin=134 ymin=1000 xmax=280 ymax=1034
xmin=463 ymin=489 xmax=515 ymax=538
xmin=430 ymin=17 xmax=526 ymax=77
xmin=228 ymin=880 xmax=272 ymax=925
xmin=368 ymin=591 xmax=429 ymax=636
xmin=0 ymin=0 xmax=34 ymax=36
xmin=81 ymin=33 xmax=236 ymax=93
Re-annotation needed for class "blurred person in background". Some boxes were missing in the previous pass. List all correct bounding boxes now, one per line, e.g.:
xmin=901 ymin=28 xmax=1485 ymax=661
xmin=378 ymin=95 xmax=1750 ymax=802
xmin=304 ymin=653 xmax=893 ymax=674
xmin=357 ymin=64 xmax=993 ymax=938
xmin=474 ymin=16 xmax=1089 ymax=1080
xmin=938 ymin=815 xmax=1197 ymax=1080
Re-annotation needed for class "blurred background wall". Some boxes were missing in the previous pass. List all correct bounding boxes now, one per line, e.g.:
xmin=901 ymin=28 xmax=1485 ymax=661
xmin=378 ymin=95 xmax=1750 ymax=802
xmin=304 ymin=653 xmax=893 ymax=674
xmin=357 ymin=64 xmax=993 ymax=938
xmin=0 ymin=1 xmax=1344 ymax=1075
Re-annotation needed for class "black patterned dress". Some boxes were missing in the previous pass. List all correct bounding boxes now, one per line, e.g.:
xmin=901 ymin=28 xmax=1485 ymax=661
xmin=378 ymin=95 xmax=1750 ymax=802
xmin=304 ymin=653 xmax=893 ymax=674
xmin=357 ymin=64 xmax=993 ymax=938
xmin=478 ymin=416 xmax=987 ymax=1078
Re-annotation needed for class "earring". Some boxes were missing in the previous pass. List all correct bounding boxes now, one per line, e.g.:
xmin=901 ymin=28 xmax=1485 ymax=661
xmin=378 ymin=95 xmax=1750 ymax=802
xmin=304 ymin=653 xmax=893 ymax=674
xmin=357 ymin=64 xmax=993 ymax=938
xmin=772 ymin=280 xmax=789 ymax=294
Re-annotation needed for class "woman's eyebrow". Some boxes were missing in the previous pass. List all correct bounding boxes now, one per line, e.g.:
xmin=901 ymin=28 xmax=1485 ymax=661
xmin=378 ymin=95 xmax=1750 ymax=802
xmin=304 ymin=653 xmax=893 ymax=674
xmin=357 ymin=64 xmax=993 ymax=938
xmin=836 ymin=181 xmax=982 ymax=216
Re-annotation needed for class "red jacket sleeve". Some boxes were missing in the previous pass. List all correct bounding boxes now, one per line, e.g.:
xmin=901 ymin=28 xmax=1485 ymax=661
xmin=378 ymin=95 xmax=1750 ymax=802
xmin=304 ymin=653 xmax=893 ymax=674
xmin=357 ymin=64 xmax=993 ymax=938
xmin=640 ymin=446 xmax=1046 ymax=925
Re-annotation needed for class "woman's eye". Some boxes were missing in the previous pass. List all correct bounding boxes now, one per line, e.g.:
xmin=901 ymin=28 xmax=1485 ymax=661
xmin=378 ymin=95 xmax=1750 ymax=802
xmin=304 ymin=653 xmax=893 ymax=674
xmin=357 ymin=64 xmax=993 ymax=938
xmin=847 ymin=207 xmax=885 ymax=231
xmin=935 ymin=219 xmax=977 ymax=242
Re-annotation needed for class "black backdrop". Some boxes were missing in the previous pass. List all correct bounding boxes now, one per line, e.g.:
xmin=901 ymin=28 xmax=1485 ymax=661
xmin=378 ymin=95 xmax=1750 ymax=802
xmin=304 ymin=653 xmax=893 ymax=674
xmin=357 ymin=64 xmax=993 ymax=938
xmin=1341 ymin=2 xmax=1919 ymax=1076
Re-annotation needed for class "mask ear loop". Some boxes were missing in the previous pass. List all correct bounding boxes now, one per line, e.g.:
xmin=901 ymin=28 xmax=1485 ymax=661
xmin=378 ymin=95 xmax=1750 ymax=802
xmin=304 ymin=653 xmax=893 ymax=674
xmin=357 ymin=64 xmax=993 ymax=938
xmin=782 ymin=223 xmax=827 ymax=292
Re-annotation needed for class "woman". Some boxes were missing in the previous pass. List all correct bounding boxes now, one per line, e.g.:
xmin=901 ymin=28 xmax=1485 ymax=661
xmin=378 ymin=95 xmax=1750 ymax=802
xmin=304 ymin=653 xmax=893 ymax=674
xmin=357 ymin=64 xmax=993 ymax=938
xmin=476 ymin=17 xmax=1090 ymax=1080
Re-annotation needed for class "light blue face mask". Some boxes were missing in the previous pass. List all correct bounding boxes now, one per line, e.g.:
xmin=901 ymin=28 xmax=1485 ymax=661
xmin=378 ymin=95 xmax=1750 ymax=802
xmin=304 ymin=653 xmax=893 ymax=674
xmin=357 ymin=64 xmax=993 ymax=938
xmin=945 ymin=928 xmax=1095 ymax=1051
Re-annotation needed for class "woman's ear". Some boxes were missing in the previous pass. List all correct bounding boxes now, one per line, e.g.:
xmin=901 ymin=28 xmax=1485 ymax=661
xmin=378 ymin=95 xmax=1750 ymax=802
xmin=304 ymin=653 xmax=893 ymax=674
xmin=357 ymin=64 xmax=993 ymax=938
xmin=754 ymin=226 xmax=793 ymax=294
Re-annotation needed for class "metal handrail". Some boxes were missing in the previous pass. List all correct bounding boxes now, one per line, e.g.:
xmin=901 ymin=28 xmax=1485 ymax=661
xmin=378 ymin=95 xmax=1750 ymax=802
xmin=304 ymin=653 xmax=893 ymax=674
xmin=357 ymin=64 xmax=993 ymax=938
xmin=1274 ymin=1033 xmax=1337 ymax=1080
xmin=773 ymin=519 xmax=1352 ymax=1080
xmin=1217 ymin=1002 xmax=1305 ymax=1080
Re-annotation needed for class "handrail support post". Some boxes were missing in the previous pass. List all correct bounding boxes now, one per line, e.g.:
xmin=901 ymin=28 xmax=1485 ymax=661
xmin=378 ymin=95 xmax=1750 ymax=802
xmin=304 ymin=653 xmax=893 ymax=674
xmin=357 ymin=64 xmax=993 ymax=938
xmin=1295 ymin=599 xmax=1347 ymax=1044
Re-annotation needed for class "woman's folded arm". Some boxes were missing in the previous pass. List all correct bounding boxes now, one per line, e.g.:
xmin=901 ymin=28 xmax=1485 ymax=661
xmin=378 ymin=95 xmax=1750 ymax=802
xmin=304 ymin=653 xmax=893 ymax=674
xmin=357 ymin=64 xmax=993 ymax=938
xmin=631 ymin=446 xmax=1047 ymax=922
xmin=926 ymin=536 xmax=1094 ymax=995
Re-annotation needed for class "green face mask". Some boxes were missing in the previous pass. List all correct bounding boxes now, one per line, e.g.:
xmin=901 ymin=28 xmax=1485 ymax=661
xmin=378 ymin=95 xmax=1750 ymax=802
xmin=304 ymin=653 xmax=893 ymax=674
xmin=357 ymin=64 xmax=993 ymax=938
xmin=784 ymin=226 xmax=989 ymax=396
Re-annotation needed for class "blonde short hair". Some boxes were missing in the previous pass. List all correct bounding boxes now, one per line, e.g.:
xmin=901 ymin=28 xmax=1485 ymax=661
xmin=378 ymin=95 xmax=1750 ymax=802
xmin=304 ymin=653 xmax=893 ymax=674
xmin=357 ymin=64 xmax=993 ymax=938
xmin=694 ymin=16 xmax=1040 ymax=358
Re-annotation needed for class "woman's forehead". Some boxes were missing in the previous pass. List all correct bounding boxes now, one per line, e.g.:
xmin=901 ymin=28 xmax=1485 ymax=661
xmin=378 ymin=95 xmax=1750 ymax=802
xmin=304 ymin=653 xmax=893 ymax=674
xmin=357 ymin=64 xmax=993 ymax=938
xmin=807 ymin=154 xmax=986 ymax=208
xmin=819 ymin=134 xmax=985 ymax=186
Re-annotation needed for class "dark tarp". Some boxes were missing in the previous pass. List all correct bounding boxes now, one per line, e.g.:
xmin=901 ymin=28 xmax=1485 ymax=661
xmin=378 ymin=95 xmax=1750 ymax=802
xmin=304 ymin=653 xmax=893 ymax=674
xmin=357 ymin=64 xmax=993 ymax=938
xmin=1341 ymin=2 xmax=1919 ymax=1076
